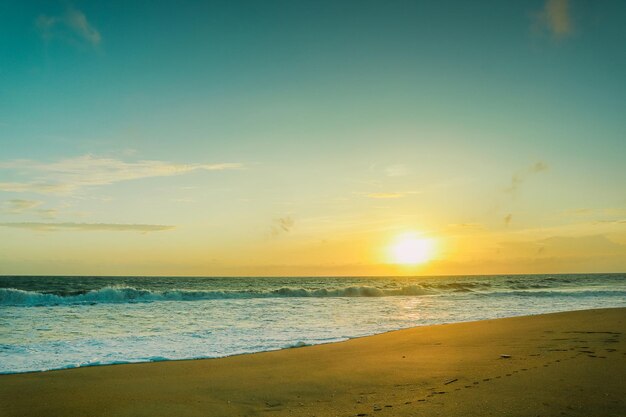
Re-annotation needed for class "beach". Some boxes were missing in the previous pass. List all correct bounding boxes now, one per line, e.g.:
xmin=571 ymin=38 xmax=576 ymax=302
xmin=1 ymin=307 xmax=624 ymax=417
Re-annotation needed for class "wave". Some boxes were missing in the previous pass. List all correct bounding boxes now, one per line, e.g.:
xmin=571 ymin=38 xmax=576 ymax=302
xmin=0 ymin=285 xmax=435 ymax=306
xmin=2 ymin=285 xmax=624 ymax=307
xmin=485 ymin=289 xmax=626 ymax=298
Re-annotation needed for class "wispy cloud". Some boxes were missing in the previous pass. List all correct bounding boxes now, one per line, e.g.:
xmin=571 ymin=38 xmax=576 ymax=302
xmin=443 ymin=223 xmax=485 ymax=236
xmin=384 ymin=164 xmax=410 ymax=177
xmin=0 ymin=155 xmax=243 ymax=195
xmin=366 ymin=192 xmax=404 ymax=199
xmin=37 ymin=7 xmax=102 ymax=47
xmin=359 ymin=190 xmax=419 ymax=199
xmin=0 ymin=222 xmax=175 ymax=233
xmin=445 ymin=223 xmax=484 ymax=231
xmin=595 ymin=219 xmax=626 ymax=225
xmin=36 ymin=209 xmax=58 ymax=219
xmin=2 ymin=199 xmax=42 ymax=214
xmin=562 ymin=207 xmax=626 ymax=218
xmin=270 ymin=216 xmax=294 ymax=237
xmin=1 ymin=199 xmax=59 ymax=219
xmin=533 ymin=0 xmax=573 ymax=39
xmin=505 ymin=161 xmax=549 ymax=195
xmin=0 ymin=182 xmax=73 ymax=194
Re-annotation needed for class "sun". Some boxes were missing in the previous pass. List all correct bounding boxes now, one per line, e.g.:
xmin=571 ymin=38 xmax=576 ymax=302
xmin=389 ymin=233 xmax=434 ymax=265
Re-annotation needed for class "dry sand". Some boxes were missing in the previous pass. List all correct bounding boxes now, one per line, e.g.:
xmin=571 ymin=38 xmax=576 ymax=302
xmin=1 ymin=308 xmax=624 ymax=417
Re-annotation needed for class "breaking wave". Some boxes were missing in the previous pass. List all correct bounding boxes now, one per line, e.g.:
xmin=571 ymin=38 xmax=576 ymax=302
xmin=487 ymin=289 xmax=626 ymax=298
xmin=2 ymin=284 xmax=624 ymax=307
xmin=0 ymin=285 xmax=435 ymax=306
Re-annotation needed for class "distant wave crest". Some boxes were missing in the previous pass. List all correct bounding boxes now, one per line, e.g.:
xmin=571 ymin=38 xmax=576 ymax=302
xmin=1 ymin=285 xmax=624 ymax=307
xmin=0 ymin=286 xmax=435 ymax=306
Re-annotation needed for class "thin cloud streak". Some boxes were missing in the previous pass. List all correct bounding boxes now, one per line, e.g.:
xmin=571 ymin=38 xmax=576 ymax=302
xmin=0 ymin=155 xmax=243 ymax=195
xmin=2 ymin=199 xmax=42 ymax=214
xmin=0 ymin=222 xmax=175 ymax=233
xmin=37 ymin=7 xmax=102 ymax=46
xmin=533 ymin=0 xmax=573 ymax=39
xmin=367 ymin=193 xmax=405 ymax=199
xmin=35 ymin=209 xmax=58 ymax=219
xmin=504 ymin=161 xmax=549 ymax=195
xmin=385 ymin=164 xmax=410 ymax=177
xmin=270 ymin=216 xmax=294 ymax=237
xmin=0 ymin=182 xmax=74 ymax=194
xmin=359 ymin=191 xmax=419 ymax=199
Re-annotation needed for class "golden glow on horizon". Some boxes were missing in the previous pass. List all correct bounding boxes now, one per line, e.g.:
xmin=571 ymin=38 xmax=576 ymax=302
xmin=388 ymin=233 xmax=435 ymax=265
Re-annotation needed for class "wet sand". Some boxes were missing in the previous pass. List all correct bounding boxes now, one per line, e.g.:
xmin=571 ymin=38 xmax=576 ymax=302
xmin=1 ymin=308 xmax=624 ymax=417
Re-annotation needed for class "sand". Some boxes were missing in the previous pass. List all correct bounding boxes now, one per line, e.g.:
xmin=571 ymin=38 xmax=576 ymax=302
xmin=1 ymin=308 xmax=624 ymax=417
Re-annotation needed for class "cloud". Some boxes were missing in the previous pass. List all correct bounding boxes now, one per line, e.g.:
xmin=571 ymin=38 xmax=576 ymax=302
xmin=367 ymin=193 xmax=404 ymax=199
xmin=531 ymin=161 xmax=549 ymax=173
xmin=504 ymin=161 xmax=549 ymax=195
xmin=270 ymin=216 xmax=294 ymax=237
xmin=497 ymin=234 xmax=626 ymax=260
xmin=0 ymin=222 xmax=175 ymax=233
xmin=385 ymin=164 xmax=410 ymax=177
xmin=563 ymin=207 xmax=626 ymax=219
xmin=2 ymin=199 xmax=42 ymax=214
xmin=0 ymin=182 xmax=74 ymax=194
xmin=0 ymin=155 xmax=243 ymax=195
xmin=538 ymin=234 xmax=625 ymax=256
xmin=35 ymin=209 xmax=58 ymax=219
xmin=361 ymin=190 xmax=419 ymax=199
xmin=445 ymin=223 xmax=484 ymax=231
xmin=1 ymin=199 xmax=58 ymax=219
xmin=533 ymin=0 xmax=573 ymax=39
xmin=37 ymin=7 xmax=102 ymax=46
xmin=595 ymin=219 xmax=626 ymax=225
xmin=504 ymin=213 xmax=513 ymax=226
xmin=443 ymin=223 xmax=485 ymax=236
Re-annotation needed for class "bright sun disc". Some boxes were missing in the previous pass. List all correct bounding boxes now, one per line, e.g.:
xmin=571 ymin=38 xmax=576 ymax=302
xmin=390 ymin=234 xmax=434 ymax=265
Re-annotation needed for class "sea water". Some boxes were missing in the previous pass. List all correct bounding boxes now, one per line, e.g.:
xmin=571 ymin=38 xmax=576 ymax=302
xmin=1 ymin=274 xmax=625 ymax=374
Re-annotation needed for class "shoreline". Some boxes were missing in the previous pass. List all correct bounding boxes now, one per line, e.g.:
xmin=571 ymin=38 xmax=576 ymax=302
xmin=1 ymin=306 xmax=618 ymax=376
xmin=1 ymin=307 xmax=625 ymax=416
xmin=0 ymin=306 xmax=616 ymax=375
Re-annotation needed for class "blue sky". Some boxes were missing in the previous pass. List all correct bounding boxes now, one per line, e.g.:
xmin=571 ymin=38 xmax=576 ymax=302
xmin=1 ymin=0 xmax=625 ymax=275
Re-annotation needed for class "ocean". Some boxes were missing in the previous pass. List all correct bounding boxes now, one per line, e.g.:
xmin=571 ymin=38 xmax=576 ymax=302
xmin=1 ymin=274 xmax=625 ymax=374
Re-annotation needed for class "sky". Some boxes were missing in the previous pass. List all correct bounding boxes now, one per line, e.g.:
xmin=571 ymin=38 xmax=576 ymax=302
xmin=0 ymin=0 xmax=625 ymax=276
